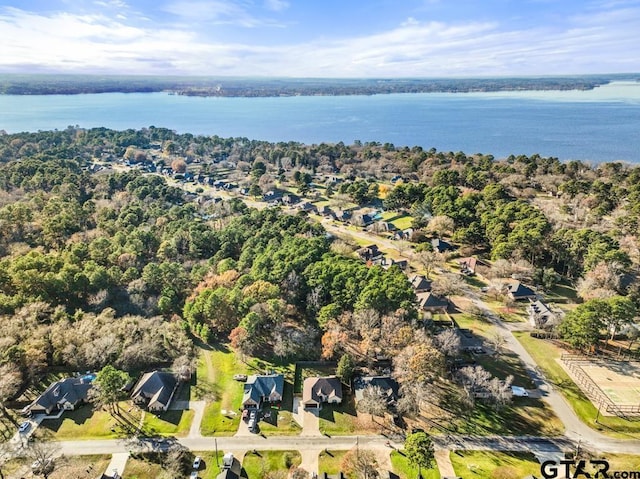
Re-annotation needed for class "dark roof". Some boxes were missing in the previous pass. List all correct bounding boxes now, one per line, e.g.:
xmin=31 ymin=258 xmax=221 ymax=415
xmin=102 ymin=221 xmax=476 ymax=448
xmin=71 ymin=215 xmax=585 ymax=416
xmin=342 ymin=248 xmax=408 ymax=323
xmin=242 ymin=374 xmax=284 ymax=406
xmin=431 ymin=238 xmax=454 ymax=253
xmin=131 ymin=371 xmax=177 ymax=409
xmin=508 ymin=282 xmax=536 ymax=299
xmin=27 ymin=377 xmax=93 ymax=413
xmin=354 ymin=376 xmax=399 ymax=402
xmin=410 ymin=275 xmax=432 ymax=292
xmin=419 ymin=293 xmax=449 ymax=310
xmin=302 ymin=376 xmax=343 ymax=405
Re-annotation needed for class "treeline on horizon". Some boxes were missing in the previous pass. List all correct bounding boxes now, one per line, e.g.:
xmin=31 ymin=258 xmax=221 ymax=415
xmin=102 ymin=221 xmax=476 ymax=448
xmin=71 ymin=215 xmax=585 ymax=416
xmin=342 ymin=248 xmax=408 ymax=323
xmin=0 ymin=73 xmax=635 ymax=96
xmin=0 ymin=126 xmax=640 ymax=395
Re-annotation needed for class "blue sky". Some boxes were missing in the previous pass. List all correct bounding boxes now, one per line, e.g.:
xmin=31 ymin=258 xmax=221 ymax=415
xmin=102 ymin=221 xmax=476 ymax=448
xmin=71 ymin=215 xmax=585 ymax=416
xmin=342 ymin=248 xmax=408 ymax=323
xmin=0 ymin=0 xmax=638 ymax=77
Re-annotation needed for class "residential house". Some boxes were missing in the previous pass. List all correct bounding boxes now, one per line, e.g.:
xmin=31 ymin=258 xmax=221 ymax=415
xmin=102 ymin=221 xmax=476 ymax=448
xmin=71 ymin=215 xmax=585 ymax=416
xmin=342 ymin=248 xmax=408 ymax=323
xmin=381 ymin=257 xmax=408 ymax=271
xmin=506 ymin=282 xmax=537 ymax=301
xmin=24 ymin=376 xmax=93 ymax=416
xmin=458 ymin=257 xmax=478 ymax=276
xmin=410 ymin=275 xmax=432 ymax=293
xmin=528 ymin=299 xmax=556 ymax=329
xmin=298 ymin=201 xmax=318 ymax=213
xmin=393 ymin=228 xmax=414 ymax=241
xmin=242 ymin=374 xmax=284 ymax=409
xmin=431 ymin=238 xmax=455 ymax=253
xmin=353 ymin=213 xmax=375 ymax=227
xmin=354 ymin=376 xmax=399 ymax=405
xmin=131 ymin=371 xmax=178 ymax=412
xmin=302 ymin=376 xmax=343 ymax=409
xmin=356 ymin=244 xmax=383 ymax=262
xmin=334 ymin=210 xmax=352 ymax=223
xmin=317 ymin=205 xmax=333 ymax=217
xmin=418 ymin=292 xmax=449 ymax=312
xmin=282 ymin=193 xmax=301 ymax=206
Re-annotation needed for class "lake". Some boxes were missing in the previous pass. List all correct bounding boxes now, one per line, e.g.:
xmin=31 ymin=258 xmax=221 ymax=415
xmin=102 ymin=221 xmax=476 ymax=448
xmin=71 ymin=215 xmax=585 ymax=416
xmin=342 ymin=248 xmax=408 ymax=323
xmin=1 ymin=81 xmax=640 ymax=163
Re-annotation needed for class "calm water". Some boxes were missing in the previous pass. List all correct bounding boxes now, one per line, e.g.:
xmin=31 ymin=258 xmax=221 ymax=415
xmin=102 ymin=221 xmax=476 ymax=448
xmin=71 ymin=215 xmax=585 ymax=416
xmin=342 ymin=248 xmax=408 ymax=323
xmin=1 ymin=81 xmax=640 ymax=163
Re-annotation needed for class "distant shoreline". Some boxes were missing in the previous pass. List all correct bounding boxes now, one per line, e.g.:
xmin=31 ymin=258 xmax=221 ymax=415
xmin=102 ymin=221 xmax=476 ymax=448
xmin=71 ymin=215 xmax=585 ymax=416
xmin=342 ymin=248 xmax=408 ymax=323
xmin=0 ymin=74 xmax=637 ymax=97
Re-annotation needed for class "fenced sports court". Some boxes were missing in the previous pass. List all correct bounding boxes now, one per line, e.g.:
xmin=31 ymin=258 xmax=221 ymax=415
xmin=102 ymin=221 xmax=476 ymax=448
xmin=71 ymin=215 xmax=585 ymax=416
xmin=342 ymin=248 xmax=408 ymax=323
xmin=561 ymin=353 xmax=640 ymax=418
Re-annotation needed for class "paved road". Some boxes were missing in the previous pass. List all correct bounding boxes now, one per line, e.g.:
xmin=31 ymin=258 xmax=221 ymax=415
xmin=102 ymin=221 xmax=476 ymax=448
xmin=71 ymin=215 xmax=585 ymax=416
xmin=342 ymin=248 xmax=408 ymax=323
xmin=467 ymin=292 xmax=640 ymax=454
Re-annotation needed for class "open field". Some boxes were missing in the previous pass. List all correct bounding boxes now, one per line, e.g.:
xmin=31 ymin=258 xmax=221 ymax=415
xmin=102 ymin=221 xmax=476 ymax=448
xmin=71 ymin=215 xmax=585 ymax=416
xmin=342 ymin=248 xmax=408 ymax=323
xmin=450 ymin=451 xmax=540 ymax=479
xmin=242 ymin=450 xmax=301 ymax=478
xmin=515 ymin=332 xmax=640 ymax=437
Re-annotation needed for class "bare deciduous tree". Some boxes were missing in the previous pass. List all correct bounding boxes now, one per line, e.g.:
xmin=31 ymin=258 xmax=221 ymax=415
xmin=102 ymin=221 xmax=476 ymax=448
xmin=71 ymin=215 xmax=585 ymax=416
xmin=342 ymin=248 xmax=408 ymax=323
xmin=431 ymin=273 xmax=465 ymax=297
xmin=434 ymin=329 xmax=461 ymax=357
xmin=357 ymin=385 xmax=388 ymax=420
xmin=416 ymin=250 xmax=443 ymax=279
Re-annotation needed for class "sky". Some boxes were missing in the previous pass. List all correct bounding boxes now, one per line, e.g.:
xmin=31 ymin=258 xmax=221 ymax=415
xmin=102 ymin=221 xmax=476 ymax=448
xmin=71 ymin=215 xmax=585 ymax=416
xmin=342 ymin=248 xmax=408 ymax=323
xmin=0 ymin=0 xmax=639 ymax=77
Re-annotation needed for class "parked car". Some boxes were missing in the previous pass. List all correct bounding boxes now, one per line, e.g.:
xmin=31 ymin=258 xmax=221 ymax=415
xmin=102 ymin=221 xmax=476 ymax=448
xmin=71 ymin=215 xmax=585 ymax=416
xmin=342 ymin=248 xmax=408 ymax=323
xmin=233 ymin=374 xmax=248 ymax=381
xmin=18 ymin=421 xmax=30 ymax=433
xmin=192 ymin=456 xmax=201 ymax=470
xmin=242 ymin=409 xmax=249 ymax=421
xmin=190 ymin=472 xmax=198 ymax=479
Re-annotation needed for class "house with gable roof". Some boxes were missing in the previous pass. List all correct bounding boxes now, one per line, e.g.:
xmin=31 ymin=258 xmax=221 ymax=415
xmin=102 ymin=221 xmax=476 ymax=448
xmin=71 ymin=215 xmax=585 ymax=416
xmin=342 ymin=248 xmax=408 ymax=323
xmin=242 ymin=374 xmax=284 ymax=409
xmin=131 ymin=371 xmax=178 ymax=412
xmin=302 ymin=376 xmax=342 ymax=409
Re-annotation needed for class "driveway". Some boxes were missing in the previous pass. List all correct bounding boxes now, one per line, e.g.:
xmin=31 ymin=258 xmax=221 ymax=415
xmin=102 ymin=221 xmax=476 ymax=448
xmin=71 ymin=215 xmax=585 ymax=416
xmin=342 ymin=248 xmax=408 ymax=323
xmin=170 ymin=400 xmax=206 ymax=438
xmin=292 ymin=397 xmax=322 ymax=437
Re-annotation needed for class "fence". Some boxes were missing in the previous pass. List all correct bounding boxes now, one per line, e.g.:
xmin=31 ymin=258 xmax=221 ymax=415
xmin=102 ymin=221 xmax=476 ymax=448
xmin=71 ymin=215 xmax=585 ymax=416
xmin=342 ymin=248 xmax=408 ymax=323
xmin=561 ymin=354 xmax=640 ymax=418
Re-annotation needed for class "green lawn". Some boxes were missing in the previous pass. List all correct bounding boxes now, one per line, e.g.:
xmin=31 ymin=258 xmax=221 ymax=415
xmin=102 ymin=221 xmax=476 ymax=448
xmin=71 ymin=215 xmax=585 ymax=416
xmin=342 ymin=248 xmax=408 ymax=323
xmin=318 ymin=450 xmax=348 ymax=475
xmin=198 ymin=344 xmax=298 ymax=436
xmin=450 ymin=451 xmax=540 ymax=479
xmin=140 ymin=409 xmax=194 ymax=437
xmin=391 ymin=451 xmax=441 ymax=479
xmin=198 ymin=344 xmax=251 ymax=436
xmin=258 ymin=410 xmax=302 ymax=436
xmin=39 ymin=403 xmax=134 ymax=440
xmin=390 ymin=215 xmax=413 ymax=230
xmin=319 ymin=394 xmax=379 ymax=436
xmin=514 ymin=332 xmax=640 ymax=437
xmin=122 ymin=456 xmax=166 ymax=479
xmin=242 ymin=450 xmax=301 ymax=478
xmin=190 ymin=451 xmax=227 ymax=479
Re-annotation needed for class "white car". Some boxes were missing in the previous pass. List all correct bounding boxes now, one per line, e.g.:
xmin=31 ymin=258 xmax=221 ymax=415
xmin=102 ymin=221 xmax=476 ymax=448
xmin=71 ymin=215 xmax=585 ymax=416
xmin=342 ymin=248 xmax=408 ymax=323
xmin=18 ymin=421 xmax=30 ymax=433
xmin=190 ymin=472 xmax=198 ymax=479
xmin=192 ymin=456 xmax=201 ymax=469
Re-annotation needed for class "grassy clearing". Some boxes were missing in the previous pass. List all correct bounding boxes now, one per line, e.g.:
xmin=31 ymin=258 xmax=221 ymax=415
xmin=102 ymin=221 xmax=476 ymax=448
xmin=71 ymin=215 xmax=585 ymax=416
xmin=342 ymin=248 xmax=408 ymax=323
xmin=122 ymin=456 xmax=166 ymax=479
xmin=318 ymin=450 xmax=348 ymax=475
xmin=459 ymin=399 xmax=564 ymax=436
xmin=198 ymin=344 xmax=250 ymax=436
xmin=390 ymin=451 xmax=441 ymax=479
xmin=141 ymin=409 xmax=194 ymax=437
xmin=190 ymin=451 xmax=226 ymax=479
xmin=450 ymin=451 xmax=540 ymax=479
xmin=319 ymin=394 xmax=379 ymax=436
xmin=514 ymin=332 xmax=640 ymax=438
xmin=242 ymin=450 xmax=301 ymax=478
xmin=390 ymin=215 xmax=413 ymax=230
xmin=39 ymin=403 xmax=135 ymax=440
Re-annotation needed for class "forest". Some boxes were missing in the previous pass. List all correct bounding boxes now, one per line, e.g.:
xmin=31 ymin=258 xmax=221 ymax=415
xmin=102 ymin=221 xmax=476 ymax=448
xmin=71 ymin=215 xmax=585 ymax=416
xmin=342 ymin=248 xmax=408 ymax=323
xmin=0 ymin=73 xmax=628 ymax=96
xmin=0 ymin=125 xmax=639 ymax=405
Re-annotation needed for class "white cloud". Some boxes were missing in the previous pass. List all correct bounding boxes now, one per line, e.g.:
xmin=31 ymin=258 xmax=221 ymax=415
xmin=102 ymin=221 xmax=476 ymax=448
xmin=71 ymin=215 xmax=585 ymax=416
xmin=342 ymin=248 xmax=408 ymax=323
xmin=161 ymin=0 xmax=285 ymax=27
xmin=264 ymin=0 xmax=289 ymax=12
xmin=0 ymin=4 xmax=639 ymax=76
